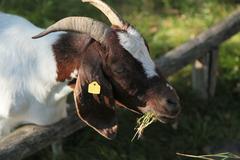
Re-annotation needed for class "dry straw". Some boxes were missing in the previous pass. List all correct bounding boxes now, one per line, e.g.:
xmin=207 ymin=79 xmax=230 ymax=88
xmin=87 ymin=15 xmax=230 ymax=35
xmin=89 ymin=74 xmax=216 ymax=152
xmin=176 ymin=152 xmax=240 ymax=160
xmin=131 ymin=112 xmax=157 ymax=141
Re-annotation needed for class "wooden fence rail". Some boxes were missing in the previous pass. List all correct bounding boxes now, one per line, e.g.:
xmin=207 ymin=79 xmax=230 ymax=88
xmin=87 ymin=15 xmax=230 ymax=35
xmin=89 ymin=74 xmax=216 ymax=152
xmin=0 ymin=9 xmax=240 ymax=160
xmin=155 ymin=9 xmax=240 ymax=77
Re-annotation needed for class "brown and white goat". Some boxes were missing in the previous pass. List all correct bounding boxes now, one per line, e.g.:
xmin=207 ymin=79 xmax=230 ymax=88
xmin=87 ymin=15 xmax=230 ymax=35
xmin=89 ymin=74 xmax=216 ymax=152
xmin=0 ymin=0 xmax=180 ymax=139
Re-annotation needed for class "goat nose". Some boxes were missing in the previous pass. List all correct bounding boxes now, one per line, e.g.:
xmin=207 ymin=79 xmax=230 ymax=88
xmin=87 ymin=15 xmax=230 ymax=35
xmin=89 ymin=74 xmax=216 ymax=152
xmin=166 ymin=99 xmax=179 ymax=114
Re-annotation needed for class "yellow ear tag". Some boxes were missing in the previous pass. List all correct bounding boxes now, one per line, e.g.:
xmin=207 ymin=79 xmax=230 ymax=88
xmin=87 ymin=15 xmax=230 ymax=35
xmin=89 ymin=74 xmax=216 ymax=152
xmin=88 ymin=81 xmax=101 ymax=94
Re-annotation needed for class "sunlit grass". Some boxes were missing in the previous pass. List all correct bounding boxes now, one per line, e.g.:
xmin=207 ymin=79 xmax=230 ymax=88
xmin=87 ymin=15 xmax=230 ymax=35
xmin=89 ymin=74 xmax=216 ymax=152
xmin=126 ymin=2 xmax=240 ymax=57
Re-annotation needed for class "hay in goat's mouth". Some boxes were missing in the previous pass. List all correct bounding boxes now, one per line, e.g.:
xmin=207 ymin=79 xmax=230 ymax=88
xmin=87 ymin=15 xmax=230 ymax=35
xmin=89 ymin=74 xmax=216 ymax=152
xmin=131 ymin=112 xmax=157 ymax=141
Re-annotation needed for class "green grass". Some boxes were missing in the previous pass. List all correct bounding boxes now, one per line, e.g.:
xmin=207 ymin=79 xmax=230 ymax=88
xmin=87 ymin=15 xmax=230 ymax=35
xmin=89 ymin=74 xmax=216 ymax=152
xmin=1 ymin=0 xmax=240 ymax=159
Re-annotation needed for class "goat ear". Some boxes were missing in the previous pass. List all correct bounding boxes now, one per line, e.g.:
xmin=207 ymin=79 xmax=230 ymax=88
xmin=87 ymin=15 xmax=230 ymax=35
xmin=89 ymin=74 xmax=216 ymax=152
xmin=74 ymin=66 xmax=117 ymax=140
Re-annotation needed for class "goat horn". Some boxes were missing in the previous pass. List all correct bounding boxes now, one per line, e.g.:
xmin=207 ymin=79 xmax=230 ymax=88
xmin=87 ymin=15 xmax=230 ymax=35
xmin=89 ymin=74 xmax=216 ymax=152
xmin=32 ymin=16 xmax=110 ymax=43
xmin=82 ymin=0 xmax=127 ymax=29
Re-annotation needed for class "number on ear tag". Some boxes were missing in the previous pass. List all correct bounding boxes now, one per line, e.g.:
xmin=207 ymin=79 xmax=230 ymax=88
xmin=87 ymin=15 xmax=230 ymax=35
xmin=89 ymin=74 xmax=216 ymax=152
xmin=88 ymin=81 xmax=101 ymax=94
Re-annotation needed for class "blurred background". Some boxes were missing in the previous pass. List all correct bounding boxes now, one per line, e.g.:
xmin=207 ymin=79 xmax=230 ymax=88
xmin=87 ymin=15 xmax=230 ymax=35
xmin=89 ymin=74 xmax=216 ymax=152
xmin=0 ymin=0 xmax=240 ymax=159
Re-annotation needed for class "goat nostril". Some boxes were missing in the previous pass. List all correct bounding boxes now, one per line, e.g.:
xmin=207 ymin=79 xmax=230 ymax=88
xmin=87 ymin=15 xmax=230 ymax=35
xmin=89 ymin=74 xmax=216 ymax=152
xmin=166 ymin=99 xmax=177 ymax=106
xmin=166 ymin=99 xmax=179 ymax=114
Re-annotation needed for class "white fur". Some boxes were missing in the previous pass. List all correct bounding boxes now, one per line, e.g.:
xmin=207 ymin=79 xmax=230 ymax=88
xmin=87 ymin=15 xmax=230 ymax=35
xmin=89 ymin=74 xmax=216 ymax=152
xmin=117 ymin=26 xmax=158 ymax=78
xmin=0 ymin=13 xmax=73 ymax=137
xmin=70 ymin=69 xmax=78 ymax=79
xmin=166 ymin=83 xmax=174 ymax=90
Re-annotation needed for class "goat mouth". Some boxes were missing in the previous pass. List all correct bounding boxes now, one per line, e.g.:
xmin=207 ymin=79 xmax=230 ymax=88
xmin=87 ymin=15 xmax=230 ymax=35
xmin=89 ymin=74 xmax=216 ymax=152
xmin=157 ymin=115 xmax=176 ymax=124
xmin=156 ymin=107 xmax=181 ymax=124
xmin=155 ymin=113 xmax=179 ymax=124
xmin=137 ymin=105 xmax=180 ymax=123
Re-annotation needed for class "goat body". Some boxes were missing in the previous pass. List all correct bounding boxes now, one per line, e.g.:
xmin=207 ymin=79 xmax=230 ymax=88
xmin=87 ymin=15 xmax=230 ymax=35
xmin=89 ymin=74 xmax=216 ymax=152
xmin=0 ymin=13 xmax=71 ymax=136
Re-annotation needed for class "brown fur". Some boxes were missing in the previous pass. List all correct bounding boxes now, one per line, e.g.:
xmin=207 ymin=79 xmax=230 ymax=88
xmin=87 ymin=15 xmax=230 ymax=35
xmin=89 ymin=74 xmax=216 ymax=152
xmin=53 ymin=33 xmax=96 ymax=82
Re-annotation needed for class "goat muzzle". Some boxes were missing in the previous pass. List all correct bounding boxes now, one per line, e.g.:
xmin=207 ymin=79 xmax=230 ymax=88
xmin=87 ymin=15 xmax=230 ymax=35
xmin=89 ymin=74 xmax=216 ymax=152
xmin=140 ymin=98 xmax=181 ymax=123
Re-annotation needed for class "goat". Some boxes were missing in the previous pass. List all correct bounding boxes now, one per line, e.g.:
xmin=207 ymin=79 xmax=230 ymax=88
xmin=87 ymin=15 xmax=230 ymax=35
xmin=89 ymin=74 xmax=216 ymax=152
xmin=0 ymin=0 xmax=181 ymax=139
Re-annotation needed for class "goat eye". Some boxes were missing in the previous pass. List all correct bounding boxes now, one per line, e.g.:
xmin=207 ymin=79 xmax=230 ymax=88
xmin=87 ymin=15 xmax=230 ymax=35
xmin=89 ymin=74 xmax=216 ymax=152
xmin=113 ymin=67 xmax=125 ymax=74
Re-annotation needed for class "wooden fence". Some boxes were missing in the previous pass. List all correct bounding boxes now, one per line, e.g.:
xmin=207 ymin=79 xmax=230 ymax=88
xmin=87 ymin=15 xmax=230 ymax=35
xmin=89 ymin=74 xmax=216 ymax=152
xmin=0 ymin=9 xmax=240 ymax=160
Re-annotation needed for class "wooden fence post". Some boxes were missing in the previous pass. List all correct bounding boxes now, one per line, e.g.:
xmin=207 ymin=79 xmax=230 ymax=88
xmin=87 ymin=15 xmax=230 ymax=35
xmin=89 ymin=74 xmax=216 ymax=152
xmin=192 ymin=47 xmax=219 ymax=99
